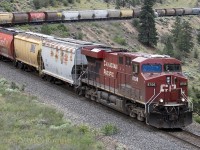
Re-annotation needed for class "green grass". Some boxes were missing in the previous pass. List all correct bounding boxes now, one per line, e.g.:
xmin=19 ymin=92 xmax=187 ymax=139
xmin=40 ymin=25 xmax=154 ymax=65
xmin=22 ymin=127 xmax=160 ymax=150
xmin=194 ymin=114 xmax=200 ymax=123
xmin=101 ymin=123 xmax=119 ymax=136
xmin=0 ymin=78 xmax=104 ymax=150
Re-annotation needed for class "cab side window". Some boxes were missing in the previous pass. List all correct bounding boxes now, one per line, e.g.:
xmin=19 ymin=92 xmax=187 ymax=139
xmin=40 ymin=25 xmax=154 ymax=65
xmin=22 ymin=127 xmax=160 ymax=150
xmin=125 ymin=57 xmax=131 ymax=66
xmin=119 ymin=56 xmax=123 ymax=64
xmin=133 ymin=64 xmax=139 ymax=74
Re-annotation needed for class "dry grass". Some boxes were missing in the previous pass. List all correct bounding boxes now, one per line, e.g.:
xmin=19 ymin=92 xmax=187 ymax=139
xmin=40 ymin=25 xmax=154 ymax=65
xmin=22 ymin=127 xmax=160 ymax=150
xmin=154 ymin=0 xmax=198 ymax=8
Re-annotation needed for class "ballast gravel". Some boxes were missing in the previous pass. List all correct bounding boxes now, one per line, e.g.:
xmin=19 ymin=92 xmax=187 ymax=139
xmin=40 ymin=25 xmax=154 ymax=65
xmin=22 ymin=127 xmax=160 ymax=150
xmin=0 ymin=61 xmax=200 ymax=150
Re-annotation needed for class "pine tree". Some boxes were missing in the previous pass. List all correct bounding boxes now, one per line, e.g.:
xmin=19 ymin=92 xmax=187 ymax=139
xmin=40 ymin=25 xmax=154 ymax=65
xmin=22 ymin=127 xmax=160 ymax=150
xmin=163 ymin=37 xmax=174 ymax=56
xmin=171 ymin=16 xmax=181 ymax=43
xmin=197 ymin=29 xmax=200 ymax=45
xmin=176 ymin=21 xmax=194 ymax=54
xmin=138 ymin=0 xmax=158 ymax=47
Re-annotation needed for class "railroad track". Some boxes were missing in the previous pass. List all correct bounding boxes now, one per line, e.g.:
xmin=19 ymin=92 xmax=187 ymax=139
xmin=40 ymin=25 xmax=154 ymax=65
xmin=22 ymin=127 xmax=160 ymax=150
xmin=167 ymin=130 xmax=200 ymax=149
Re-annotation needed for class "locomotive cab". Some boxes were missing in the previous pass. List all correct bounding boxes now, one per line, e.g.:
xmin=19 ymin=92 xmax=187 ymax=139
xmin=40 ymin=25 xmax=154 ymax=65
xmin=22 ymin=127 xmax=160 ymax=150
xmin=137 ymin=56 xmax=193 ymax=128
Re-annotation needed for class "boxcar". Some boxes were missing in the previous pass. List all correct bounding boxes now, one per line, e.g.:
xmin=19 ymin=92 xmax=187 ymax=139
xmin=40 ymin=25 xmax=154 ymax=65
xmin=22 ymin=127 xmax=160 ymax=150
xmin=120 ymin=9 xmax=133 ymax=18
xmin=13 ymin=12 xmax=29 ymax=24
xmin=0 ymin=12 xmax=13 ymax=24
xmin=28 ymin=12 xmax=45 ymax=23
xmin=79 ymin=10 xmax=94 ymax=20
xmin=45 ymin=12 xmax=62 ymax=22
xmin=0 ymin=28 xmax=19 ymax=60
xmin=165 ymin=8 xmax=176 ymax=16
xmin=94 ymin=10 xmax=108 ymax=19
xmin=174 ymin=8 xmax=184 ymax=16
xmin=155 ymin=9 xmax=166 ymax=16
xmin=62 ymin=11 xmax=80 ymax=21
xmin=14 ymin=32 xmax=52 ymax=70
xmin=41 ymin=37 xmax=99 ymax=84
xmin=184 ymin=8 xmax=193 ymax=15
xmin=107 ymin=9 xmax=121 ymax=18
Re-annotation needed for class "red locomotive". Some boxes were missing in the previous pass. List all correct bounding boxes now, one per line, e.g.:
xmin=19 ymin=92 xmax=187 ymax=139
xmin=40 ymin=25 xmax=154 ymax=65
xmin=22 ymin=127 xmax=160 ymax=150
xmin=80 ymin=47 xmax=193 ymax=128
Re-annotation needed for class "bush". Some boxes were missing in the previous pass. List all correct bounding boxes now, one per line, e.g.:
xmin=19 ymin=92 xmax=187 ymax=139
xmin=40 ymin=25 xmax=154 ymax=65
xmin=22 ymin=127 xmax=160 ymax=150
xmin=57 ymin=24 xmax=68 ymax=32
xmin=75 ymin=32 xmax=83 ymax=40
xmin=113 ymin=36 xmax=127 ymax=46
xmin=194 ymin=114 xmax=200 ymax=123
xmin=101 ymin=123 xmax=118 ymax=136
xmin=132 ymin=18 xmax=140 ymax=29
xmin=41 ymin=24 xmax=52 ymax=35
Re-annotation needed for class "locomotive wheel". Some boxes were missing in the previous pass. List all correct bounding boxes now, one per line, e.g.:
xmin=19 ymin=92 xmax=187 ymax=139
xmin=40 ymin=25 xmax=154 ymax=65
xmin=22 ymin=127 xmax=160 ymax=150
xmin=137 ymin=112 xmax=145 ymax=121
xmin=129 ymin=111 xmax=136 ymax=118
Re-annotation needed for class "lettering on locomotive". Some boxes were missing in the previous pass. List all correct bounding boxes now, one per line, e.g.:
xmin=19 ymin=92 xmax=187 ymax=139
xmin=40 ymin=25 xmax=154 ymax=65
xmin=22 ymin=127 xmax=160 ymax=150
xmin=160 ymin=84 xmax=176 ymax=92
xmin=104 ymin=69 xmax=114 ymax=77
xmin=147 ymin=82 xmax=156 ymax=87
xmin=104 ymin=60 xmax=118 ymax=69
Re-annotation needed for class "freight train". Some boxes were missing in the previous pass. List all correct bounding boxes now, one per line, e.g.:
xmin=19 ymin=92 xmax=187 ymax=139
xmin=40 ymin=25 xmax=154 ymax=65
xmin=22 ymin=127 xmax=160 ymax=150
xmin=0 ymin=7 xmax=200 ymax=25
xmin=0 ymin=27 xmax=193 ymax=128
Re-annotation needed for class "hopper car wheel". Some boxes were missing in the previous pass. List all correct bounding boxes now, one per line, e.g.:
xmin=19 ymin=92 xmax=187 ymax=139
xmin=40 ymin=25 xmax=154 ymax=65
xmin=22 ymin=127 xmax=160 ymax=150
xmin=13 ymin=60 xmax=18 ymax=68
xmin=18 ymin=62 xmax=24 ymax=70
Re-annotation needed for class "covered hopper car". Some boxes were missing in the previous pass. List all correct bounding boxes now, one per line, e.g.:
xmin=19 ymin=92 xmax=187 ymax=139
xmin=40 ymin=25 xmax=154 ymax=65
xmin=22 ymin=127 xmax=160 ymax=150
xmin=0 ymin=28 xmax=193 ymax=128
xmin=0 ymin=7 xmax=199 ymax=25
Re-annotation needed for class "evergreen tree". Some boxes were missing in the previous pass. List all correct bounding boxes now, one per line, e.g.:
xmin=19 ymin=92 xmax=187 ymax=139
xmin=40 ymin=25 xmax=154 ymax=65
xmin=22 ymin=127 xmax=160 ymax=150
xmin=171 ymin=16 xmax=181 ymax=42
xmin=176 ymin=21 xmax=194 ymax=53
xmin=197 ymin=29 xmax=200 ymax=45
xmin=138 ymin=0 xmax=158 ymax=47
xmin=116 ymin=0 xmax=121 ymax=8
xmin=163 ymin=37 xmax=174 ymax=56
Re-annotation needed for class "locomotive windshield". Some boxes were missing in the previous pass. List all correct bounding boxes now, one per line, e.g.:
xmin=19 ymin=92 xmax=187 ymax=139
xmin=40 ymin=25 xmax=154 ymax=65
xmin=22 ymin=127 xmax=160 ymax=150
xmin=142 ymin=64 xmax=162 ymax=73
xmin=164 ymin=64 xmax=181 ymax=72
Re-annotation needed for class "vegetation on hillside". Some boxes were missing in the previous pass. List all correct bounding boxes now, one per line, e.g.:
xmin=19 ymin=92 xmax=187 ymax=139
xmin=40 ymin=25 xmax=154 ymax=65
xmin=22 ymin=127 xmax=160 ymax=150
xmin=0 ymin=78 xmax=109 ymax=149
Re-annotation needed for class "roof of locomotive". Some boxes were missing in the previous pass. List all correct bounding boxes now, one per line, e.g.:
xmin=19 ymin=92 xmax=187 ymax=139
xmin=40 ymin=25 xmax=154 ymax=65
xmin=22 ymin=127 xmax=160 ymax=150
xmin=117 ymin=52 xmax=181 ymax=63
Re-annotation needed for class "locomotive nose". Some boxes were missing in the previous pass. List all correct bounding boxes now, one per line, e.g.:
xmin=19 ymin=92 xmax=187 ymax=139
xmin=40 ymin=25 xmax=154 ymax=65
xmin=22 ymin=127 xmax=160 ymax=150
xmin=158 ymin=74 xmax=188 ymax=103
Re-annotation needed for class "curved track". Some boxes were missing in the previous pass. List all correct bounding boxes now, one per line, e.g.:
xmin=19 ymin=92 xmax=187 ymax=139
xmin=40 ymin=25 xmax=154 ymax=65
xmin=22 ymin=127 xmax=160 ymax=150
xmin=166 ymin=130 xmax=200 ymax=149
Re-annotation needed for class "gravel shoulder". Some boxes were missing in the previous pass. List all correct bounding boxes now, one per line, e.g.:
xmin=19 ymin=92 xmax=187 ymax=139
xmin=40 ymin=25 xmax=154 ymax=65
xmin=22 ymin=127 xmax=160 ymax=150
xmin=0 ymin=61 xmax=200 ymax=150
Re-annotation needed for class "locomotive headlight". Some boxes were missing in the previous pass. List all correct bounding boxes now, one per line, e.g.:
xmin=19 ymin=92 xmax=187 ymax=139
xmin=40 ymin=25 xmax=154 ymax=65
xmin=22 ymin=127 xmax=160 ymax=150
xmin=166 ymin=76 xmax=171 ymax=84
xmin=181 ymin=98 xmax=185 ymax=102
xmin=159 ymin=99 xmax=164 ymax=103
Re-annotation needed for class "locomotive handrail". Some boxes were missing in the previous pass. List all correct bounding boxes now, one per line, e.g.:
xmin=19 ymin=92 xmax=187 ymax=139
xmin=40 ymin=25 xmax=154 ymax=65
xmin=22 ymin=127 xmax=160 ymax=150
xmin=181 ymin=92 xmax=193 ymax=111
xmin=145 ymin=88 xmax=155 ymax=114
xmin=146 ymin=91 xmax=162 ymax=114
